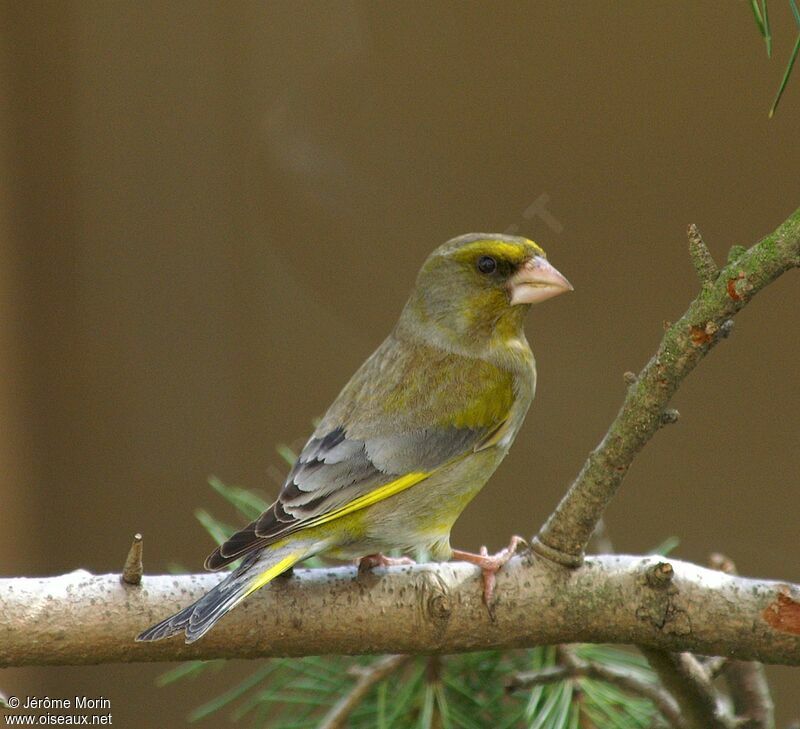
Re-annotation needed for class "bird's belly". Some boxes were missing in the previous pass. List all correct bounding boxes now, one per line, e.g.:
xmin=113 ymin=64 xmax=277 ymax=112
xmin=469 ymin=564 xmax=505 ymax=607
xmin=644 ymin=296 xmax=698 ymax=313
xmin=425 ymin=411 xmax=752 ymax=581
xmin=324 ymin=446 xmax=507 ymax=561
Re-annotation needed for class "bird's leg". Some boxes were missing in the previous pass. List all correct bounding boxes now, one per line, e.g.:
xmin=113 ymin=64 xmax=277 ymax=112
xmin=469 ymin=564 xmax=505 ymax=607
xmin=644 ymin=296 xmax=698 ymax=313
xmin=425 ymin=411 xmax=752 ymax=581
xmin=451 ymin=535 xmax=527 ymax=606
xmin=357 ymin=553 xmax=416 ymax=573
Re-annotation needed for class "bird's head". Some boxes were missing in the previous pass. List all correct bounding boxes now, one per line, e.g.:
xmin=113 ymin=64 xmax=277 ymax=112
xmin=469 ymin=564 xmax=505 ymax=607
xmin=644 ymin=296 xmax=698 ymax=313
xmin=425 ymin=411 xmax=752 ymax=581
xmin=399 ymin=233 xmax=572 ymax=353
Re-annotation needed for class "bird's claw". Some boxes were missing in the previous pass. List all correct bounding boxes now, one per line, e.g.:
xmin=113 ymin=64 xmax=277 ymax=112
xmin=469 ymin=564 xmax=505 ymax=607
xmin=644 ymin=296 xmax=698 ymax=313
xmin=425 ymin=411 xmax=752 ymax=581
xmin=452 ymin=535 xmax=528 ymax=607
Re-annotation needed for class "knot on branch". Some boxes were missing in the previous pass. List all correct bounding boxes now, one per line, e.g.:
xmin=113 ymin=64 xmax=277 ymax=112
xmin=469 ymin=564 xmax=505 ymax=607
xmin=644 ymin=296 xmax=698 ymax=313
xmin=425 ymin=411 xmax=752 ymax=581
xmin=415 ymin=569 xmax=453 ymax=638
xmin=426 ymin=590 xmax=452 ymax=622
xmin=688 ymin=318 xmax=734 ymax=349
xmin=646 ymin=561 xmax=675 ymax=588
xmin=659 ymin=409 xmax=680 ymax=427
xmin=689 ymin=320 xmax=719 ymax=347
xmin=637 ymin=560 xmax=691 ymax=637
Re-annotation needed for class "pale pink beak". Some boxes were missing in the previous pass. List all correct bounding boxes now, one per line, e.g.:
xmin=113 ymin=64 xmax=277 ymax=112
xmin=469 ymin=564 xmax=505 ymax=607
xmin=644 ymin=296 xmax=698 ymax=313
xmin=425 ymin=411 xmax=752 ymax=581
xmin=508 ymin=256 xmax=573 ymax=305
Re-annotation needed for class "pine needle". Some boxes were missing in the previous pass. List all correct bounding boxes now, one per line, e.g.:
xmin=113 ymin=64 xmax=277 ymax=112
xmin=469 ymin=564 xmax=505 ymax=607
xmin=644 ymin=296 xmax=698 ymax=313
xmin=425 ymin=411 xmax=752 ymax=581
xmin=769 ymin=31 xmax=800 ymax=118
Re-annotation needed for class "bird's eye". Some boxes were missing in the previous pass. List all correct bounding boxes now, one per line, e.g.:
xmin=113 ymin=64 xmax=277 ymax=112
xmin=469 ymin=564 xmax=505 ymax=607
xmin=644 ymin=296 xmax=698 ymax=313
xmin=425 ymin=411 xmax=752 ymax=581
xmin=477 ymin=256 xmax=497 ymax=274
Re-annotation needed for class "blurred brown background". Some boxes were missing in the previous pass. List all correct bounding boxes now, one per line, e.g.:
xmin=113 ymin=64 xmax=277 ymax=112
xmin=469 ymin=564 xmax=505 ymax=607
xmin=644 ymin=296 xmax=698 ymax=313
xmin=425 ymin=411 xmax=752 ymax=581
xmin=2 ymin=1 xmax=799 ymax=726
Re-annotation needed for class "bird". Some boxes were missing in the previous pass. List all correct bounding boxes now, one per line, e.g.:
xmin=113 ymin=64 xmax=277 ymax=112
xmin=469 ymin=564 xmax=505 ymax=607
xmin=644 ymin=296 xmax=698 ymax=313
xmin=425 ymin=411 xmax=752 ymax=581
xmin=136 ymin=233 xmax=572 ymax=643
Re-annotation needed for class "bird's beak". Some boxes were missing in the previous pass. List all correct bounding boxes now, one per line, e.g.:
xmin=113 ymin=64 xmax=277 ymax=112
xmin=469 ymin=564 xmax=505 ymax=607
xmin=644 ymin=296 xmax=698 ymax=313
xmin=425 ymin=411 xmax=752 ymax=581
xmin=508 ymin=256 xmax=573 ymax=305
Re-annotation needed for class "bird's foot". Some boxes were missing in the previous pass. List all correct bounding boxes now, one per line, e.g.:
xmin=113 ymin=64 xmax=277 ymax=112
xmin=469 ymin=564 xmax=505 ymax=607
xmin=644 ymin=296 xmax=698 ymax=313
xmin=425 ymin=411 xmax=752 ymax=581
xmin=451 ymin=535 xmax=528 ymax=607
xmin=357 ymin=553 xmax=416 ymax=573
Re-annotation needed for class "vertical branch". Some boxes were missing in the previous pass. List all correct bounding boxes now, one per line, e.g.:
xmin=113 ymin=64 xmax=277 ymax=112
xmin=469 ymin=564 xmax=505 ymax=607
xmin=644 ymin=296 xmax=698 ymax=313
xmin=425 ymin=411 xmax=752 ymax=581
xmin=532 ymin=207 xmax=800 ymax=566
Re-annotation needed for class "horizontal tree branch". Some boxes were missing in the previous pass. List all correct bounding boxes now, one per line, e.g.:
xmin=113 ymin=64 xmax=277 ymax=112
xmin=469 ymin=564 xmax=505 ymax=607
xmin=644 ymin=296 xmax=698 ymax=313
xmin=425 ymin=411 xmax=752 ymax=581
xmin=2 ymin=554 xmax=800 ymax=667
xmin=532 ymin=205 xmax=800 ymax=566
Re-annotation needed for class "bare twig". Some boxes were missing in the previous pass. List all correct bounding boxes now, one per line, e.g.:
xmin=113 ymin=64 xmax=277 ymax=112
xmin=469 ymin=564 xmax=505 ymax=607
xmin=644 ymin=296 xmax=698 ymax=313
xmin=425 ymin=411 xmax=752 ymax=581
xmin=584 ymin=657 xmax=685 ymax=729
xmin=508 ymin=648 xmax=686 ymax=729
xmin=640 ymin=649 xmax=733 ymax=729
xmin=2 ymin=555 xmax=800 ymax=667
xmin=532 ymin=206 xmax=800 ymax=566
xmin=121 ymin=533 xmax=143 ymax=586
xmin=507 ymin=664 xmax=573 ymax=689
xmin=318 ymin=654 xmax=409 ymax=729
xmin=724 ymin=662 xmax=775 ymax=729
xmin=687 ymin=224 xmax=720 ymax=283
xmin=703 ymin=655 xmax=729 ymax=679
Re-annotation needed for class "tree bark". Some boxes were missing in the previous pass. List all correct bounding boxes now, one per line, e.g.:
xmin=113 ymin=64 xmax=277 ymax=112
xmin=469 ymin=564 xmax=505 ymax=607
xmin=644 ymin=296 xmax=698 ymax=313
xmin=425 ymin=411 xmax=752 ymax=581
xmin=2 ymin=554 xmax=799 ymax=667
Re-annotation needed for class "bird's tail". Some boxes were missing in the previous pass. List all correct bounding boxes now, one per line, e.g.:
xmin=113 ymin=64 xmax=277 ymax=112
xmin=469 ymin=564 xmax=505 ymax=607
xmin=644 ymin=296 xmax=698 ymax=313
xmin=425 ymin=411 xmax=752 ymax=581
xmin=136 ymin=540 xmax=311 ymax=644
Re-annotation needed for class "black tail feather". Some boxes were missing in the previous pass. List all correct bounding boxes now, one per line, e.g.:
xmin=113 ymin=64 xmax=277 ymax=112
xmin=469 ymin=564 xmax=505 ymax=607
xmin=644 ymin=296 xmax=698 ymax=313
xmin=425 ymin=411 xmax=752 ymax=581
xmin=135 ymin=543 xmax=307 ymax=643
xmin=136 ymin=566 xmax=253 ymax=643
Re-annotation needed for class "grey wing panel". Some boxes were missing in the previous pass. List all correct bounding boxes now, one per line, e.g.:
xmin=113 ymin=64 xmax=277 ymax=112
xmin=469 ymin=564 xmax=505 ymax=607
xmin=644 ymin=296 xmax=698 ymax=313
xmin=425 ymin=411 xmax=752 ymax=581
xmin=363 ymin=427 xmax=483 ymax=473
xmin=205 ymin=427 xmax=380 ymax=569
xmin=252 ymin=422 xmax=488 ymax=542
xmin=278 ymin=427 xmax=378 ymax=507
xmin=208 ymin=423 xmax=497 ymax=569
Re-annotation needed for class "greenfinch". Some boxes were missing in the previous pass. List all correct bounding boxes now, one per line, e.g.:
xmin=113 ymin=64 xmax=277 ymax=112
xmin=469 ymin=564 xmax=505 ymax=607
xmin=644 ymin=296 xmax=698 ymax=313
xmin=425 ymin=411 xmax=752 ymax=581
xmin=137 ymin=234 xmax=572 ymax=643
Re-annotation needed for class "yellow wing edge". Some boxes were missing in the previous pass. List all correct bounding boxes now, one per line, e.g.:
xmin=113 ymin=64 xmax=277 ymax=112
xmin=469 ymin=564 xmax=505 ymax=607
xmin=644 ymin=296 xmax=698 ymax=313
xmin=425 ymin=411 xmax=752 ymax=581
xmin=244 ymin=470 xmax=433 ymax=597
xmin=307 ymin=470 xmax=430 ymax=528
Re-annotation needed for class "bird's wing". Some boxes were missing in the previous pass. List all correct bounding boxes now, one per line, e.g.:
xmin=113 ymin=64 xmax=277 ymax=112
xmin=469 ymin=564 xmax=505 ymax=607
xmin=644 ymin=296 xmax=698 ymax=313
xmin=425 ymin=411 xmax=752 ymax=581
xmin=205 ymin=335 xmax=515 ymax=570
